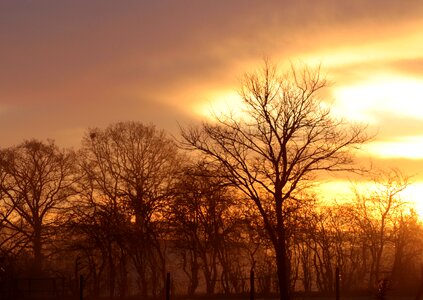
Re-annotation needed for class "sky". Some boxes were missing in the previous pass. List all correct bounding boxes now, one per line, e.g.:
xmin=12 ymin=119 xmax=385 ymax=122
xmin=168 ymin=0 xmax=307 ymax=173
xmin=2 ymin=1 xmax=423 ymax=210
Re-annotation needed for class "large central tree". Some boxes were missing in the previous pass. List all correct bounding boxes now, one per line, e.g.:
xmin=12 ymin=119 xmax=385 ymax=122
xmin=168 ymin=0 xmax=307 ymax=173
xmin=181 ymin=61 xmax=369 ymax=300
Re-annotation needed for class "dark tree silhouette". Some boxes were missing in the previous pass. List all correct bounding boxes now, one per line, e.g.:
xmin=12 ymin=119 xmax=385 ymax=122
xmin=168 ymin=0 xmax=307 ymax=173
xmin=181 ymin=61 xmax=369 ymax=300
xmin=170 ymin=161 xmax=243 ymax=295
xmin=78 ymin=121 xmax=180 ymax=297
xmin=348 ymin=169 xmax=410 ymax=291
xmin=0 ymin=139 xmax=77 ymax=275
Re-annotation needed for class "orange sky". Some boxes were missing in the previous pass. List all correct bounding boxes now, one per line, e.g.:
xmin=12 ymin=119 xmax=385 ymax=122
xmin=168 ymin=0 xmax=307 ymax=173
xmin=1 ymin=0 xmax=423 ymax=212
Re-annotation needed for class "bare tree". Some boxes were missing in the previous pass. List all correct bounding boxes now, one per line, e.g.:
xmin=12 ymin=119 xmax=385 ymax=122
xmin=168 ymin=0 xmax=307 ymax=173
xmin=348 ymin=169 xmax=410 ymax=291
xmin=299 ymin=203 xmax=363 ymax=294
xmin=390 ymin=209 xmax=423 ymax=290
xmin=0 ymin=139 xmax=77 ymax=275
xmin=181 ymin=61 xmax=369 ymax=300
xmin=79 ymin=121 xmax=180 ymax=297
xmin=170 ymin=161 xmax=240 ymax=295
xmin=67 ymin=179 xmax=131 ymax=298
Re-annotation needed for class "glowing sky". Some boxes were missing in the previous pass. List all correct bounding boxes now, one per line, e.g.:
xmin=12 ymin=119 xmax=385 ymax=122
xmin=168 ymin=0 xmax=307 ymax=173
xmin=2 ymin=1 xmax=423 ymax=208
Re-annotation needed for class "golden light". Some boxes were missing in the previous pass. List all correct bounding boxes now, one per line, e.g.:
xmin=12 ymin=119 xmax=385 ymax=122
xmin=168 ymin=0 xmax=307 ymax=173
xmin=317 ymin=180 xmax=423 ymax=219
xmin=315 ymin=180 xmax=353 ymax=204
xmin=364 ymin=136 xmax=423 ymax=159
xmin=400 ymin=183 xmax=423 ymax=218
xmin=331 ymin=74 xmax=423 ymax=123
xmin=195 ymin=90 xmax=245 ymax=120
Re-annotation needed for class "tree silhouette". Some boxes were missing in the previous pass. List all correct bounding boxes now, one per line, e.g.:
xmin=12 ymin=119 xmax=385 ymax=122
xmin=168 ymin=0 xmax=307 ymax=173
xmin=348 ymin=170 xmax=410 ymax=291
xmin=79 ymin=121 xmax=180 ymax=297
xmin=170 ymin=161 xmax=243 ymax=295
xmin=0 ymin=139 xmax=77 ymax=275
xmin=181 ymin=61 xmax=369 ymax=300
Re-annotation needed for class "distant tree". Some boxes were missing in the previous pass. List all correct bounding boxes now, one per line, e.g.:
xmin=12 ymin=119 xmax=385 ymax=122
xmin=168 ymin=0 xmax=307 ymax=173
xmin=78 ymin=121 xmax=180 ymax=297
xmin=390 ymin=209 xmax=423 ymax=290
xmin=170 ymin=161 xmax=242 ymax=295
xmin=298 ymin=203 xmax=362 ymax=294
xmin=283 ymin=195 xmax=319 ymax=293
xmin=348 ymin=169 xmax=410 ymax=291
xmin=240 ymin=202 xmax=277 ymax=293
xmin=68 ymin=189 xmax=131 ymax=298
xmin=181 ymin=61 xmax=369 ymax=300
xmin=0 ymin=140 xmax=77 ymax=275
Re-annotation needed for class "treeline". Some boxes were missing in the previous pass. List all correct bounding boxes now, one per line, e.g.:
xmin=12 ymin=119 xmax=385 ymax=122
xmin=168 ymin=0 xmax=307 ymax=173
xmin=0 ymin=121 xmax=421 ymax=298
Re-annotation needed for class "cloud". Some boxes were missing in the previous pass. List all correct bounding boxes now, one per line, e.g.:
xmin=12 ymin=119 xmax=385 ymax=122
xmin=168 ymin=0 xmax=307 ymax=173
xmin=368 ymin=112 xmax=423 ymax=141
xmin=1 ymin=0 xmax=423 ymax=147
xmin=388 ymin=58 xmax=423 ymax=79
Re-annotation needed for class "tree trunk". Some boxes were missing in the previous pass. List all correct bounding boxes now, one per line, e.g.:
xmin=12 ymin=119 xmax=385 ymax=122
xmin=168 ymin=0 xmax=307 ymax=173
xmin=108 ymin=246 xmax=116 ymax=298
xmin=33 ymin=226 xmax=43 ymax=275
xmin=119 ymin=253 xmax=128 ymax=297
xmin=275 ymin=238 xmax=290 ymax=300
xmin=275 ymin=198 xmax=290 ymax=300
xmin=188 ymin=254 xmax=199 ymax=295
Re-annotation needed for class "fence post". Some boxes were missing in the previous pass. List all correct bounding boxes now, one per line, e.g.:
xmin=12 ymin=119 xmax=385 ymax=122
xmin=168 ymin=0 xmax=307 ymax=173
xmin=79 ymin=275 xmax=84 ymax=300
xmin=166 ymin=272 xmax=170 ymax=300
xmin=250 ymin=269 xmax=255 ymax=300
xmin=335 ymin=267 xmax=340 ymax=300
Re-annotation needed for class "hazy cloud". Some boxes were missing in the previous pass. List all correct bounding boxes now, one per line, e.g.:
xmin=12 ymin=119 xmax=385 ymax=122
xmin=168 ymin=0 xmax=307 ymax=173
xmin=1 ymin=0 xmax=423 ymax=149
